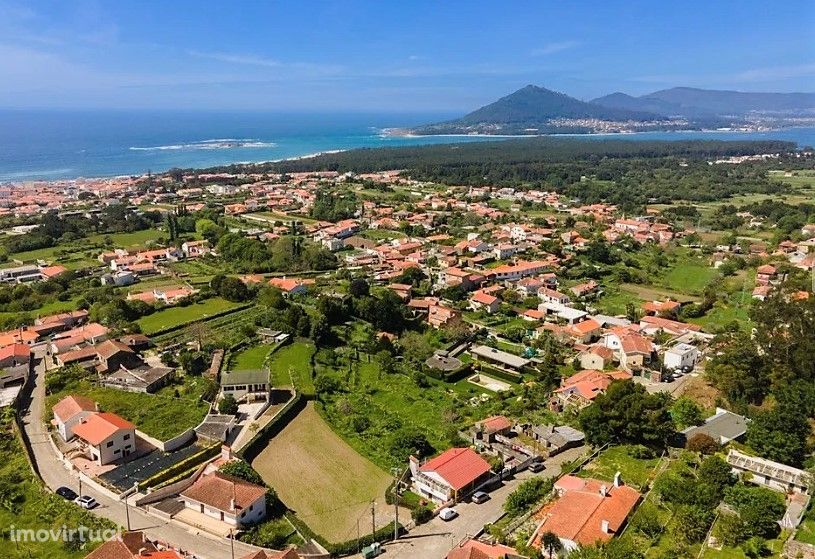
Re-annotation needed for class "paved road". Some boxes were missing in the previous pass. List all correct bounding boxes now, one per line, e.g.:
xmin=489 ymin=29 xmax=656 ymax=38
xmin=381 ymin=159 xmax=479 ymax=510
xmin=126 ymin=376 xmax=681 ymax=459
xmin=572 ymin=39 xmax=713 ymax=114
xmin=352 ymin=446 xmax=586 ymax=559
xmin=18 ymin=353 xmax=259 ymax=559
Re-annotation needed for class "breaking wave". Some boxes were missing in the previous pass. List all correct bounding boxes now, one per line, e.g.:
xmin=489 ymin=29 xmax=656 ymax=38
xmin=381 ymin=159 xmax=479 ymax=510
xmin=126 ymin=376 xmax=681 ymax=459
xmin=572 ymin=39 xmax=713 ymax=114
xmin=129 ymin=139 xmax=277 ymax=151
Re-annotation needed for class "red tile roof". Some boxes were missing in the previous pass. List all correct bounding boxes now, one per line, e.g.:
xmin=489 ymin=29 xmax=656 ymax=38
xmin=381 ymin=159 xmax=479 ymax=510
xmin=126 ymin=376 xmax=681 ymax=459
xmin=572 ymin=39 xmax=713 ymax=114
xmin=53 ymin=395 xmax=96 ymax=423
xmin=73 ymin=412 xmax=134 ymax=445
xmin=181 ymin=471 xmax=266 ymax=513
xmin=419 ymin=448 xmax=491 ymax=491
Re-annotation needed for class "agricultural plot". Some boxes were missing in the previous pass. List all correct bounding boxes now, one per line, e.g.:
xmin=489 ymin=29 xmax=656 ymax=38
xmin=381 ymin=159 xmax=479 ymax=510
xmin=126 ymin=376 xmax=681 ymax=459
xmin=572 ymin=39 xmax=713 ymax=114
xmin=250 ymin=402 xmax=395 ymax=543
xmin=267 ymin=341 xmax=316 ymax=395
xmin=231 ymin=344 xmax=274 ymax=370
xmin=136 ymin=296 xmax=241 ymax=334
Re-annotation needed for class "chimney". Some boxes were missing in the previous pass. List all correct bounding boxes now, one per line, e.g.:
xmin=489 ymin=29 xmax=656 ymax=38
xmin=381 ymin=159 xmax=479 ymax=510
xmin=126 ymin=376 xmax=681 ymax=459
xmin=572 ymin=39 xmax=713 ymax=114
xmin=221 ymin=445 xmax=232 ymax=462
xmin=138 ymin=548 xmax=149 ymax=557
xmin=230 ymin=498 xmax=236 ymax=512
xmin=601 ymin=520 xmax=610 ymax=534
xmin=599 ymin=485 xmax=607 ymax=497
xmin=614 ymin=471 xmax=622 ymax=487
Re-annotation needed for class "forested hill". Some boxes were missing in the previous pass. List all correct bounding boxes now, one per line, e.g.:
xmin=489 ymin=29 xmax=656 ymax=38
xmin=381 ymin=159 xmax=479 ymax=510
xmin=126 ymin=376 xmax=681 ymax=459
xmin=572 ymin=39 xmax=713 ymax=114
xmin=202 ymin=138 xmax=803 ymax=207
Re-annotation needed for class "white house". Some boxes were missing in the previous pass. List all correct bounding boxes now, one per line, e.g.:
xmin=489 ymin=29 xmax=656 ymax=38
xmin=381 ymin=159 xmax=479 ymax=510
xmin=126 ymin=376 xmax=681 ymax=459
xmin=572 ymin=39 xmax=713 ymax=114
xmin=52 ymin=395 xmax=98 ymax=441
xmin=409 ymin=448 xmax=492 ymax=505
xmin=663 ymin=343 xmax=699 ymax=371
xmin=71 ymin=412 xmax=136 ymax=465
xmin=180 ymin=471 xmax=267 ymax=527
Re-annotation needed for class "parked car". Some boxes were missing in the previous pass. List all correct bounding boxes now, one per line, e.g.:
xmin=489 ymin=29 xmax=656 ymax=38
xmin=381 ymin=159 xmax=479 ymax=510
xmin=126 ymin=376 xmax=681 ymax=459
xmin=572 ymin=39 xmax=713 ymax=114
xmin=471 ymin=491 xmax=490 ymax=504
xmin=528 ymin=461 xmax=545 ymax=473
xmin=439 ymin=507 xmax=458 ymax=521
xmin=74 ymin=495 xmax=98 ymax=509
xmin=361 ymin=542 xmax=383 ymax=558
xmin=56 ymin=486 xmax=77 ymax=501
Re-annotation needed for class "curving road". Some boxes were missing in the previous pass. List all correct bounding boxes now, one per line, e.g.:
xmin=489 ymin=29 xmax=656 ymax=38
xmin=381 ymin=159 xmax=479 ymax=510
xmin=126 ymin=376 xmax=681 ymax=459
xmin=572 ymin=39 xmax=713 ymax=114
xmin=18 ymin=351 xmax=258 ymax=559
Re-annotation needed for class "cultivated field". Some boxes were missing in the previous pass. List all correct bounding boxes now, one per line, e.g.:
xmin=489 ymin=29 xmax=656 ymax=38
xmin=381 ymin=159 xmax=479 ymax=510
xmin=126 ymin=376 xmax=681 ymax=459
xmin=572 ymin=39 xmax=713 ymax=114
xmin=251 ymin=402 xmax=395 ymax=543
xmin=136 ymin=296 xmax=241 ymax=334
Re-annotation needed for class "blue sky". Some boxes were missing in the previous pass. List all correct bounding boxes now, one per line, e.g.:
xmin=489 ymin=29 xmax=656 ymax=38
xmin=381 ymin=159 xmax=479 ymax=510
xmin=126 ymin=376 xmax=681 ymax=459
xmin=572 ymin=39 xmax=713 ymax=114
xmin=1 ymin=0 xmax=813 ymax=112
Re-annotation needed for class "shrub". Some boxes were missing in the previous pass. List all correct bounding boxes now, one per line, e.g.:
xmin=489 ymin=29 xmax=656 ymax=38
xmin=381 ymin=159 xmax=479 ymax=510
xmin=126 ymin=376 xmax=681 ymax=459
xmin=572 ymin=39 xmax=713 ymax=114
xmin=411 ymin=505 xmax=433 ymax=525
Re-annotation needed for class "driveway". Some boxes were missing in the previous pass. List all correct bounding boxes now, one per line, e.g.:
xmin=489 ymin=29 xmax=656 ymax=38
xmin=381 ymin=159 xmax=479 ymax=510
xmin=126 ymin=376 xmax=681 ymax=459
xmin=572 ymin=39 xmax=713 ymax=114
xmin=18 ymin=356 xmax=259 ymax=559
xmin=352 ymin=446 xmax=586 ymax=559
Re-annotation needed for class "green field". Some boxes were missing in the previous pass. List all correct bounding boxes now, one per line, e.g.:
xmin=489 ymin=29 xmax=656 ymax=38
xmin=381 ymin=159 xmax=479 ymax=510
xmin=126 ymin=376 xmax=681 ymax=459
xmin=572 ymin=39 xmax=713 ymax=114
xmin=250 ymin=402 xmax=394 ymax=543
xmin=577 ymin=445 xmax=662 ymax=490
xmin=268 ymin=341 xmax=316 ymax=395
xmin=136 ymin=297 xmax=241 ymax=334
xmin=0 ymin=415 xmax=114 ymax=559
xmin=231 ymin=344 xmax=274 ymax=370
xmin=45 ymin=370 xmax=209 ymax=441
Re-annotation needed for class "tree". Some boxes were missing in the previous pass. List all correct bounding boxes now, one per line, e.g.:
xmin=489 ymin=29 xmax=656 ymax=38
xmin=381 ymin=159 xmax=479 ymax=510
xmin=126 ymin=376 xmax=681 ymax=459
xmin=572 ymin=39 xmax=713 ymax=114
xmin=697 ymin=455 xmax=736 ymax=498
xmin=504 ymin=477 xmax=554 ymax=516
xmin=215 ymin=276 xmax=250 ymax=302
xmin=674 ymin=505 xmax=714 ymax=544
xmin=746 ymin=403 xmax=810 ymax=467
xmin=686 ymin=433 xmax=720 ymax=455
xmin=389 ymin=428 xmax=433 ymax=462
xmin=724 ymin=484 xmax=786 ymax=539
xmin=178 ymin=351 xmax=208 ymax=376
xmin=349 ymin=278 xmax=370 ymax=298
xmin=218 ymin=394 xmax=239 ymax=415
xmin=670 ymin=397 xmax=703 ymax=430
xmin=578 ymin=381 xmax=674 ymax=448
xmin=219 ymin=460 xmax=265 ymax=486
xmin=540 ymin=531 xmax=563 ymax=559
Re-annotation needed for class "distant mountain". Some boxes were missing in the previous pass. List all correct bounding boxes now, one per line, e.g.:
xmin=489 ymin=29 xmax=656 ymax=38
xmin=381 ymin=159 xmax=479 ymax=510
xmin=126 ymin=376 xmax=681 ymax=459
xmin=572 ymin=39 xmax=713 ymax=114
xmin=592 ymin=87 xmax=815 ymax=117
xmin=403 ymin=84 xmax=815 ymax=137
xmin=408 ymin=85 xmax=666 ymax=135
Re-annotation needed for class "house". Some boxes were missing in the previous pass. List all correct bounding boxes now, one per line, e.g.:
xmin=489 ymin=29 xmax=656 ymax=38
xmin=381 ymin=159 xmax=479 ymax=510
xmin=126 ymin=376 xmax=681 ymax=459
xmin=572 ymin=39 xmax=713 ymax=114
xmin=72 ymin=412 xmax=137 ymax=465
xmin=551 ymin=370 xmax=631 ymax=411
xmin=663 ymin=343 xmax=699 ymax=371
xmin=618 ymin=333 xmax=654 ymax=371
xmin=95 ymin=339 xmax=143 ymax=373
xmin=221 ymin=369 xmax=271 ymax=401
xmin=470 ymin=345 xmax=530 ymax=372
xmin=446 ymin=539 xmax=520 ymax=559
xmin=180 ymin=471 xmax=267 ymax=527
xmin=85 ymin=531 xmax=184 ymax=559
xmin=52 ymin=395 xmax=97 ymax=441
xmin=570 ymin=280 xmax=599 ymax=299
xmin=409 ymin=448 xmax=492 ymax=505
xmin=579 ymin=345 xmax=615 ymax=371
xmin=471 ymin=415 xmax=513 ymax=444
xmin=0 ymin=264 xmax=42 ymax=283
xmin=568 ymin=319 xmax=602 ymax=344
xmin=680 ymin=408 xmax=749 ymax=446
xmin=523 ymin=424 xmax=585 ymax=457
xmin=101 ymin=365 xmax=174 ymax=393
xmin=642 ymin=299 xmax=681 ymax=316
xmin=727 ymin=449 xmax=810 ymax=494
xmin=532 ymin=475 xmax=640 ymax=552
xmin=182 ymin=240 xmax=210 ymax=258
xmin=756 ymin=264 xmax=778 ymax=285
xmin=537 ymin=287 xmax=570 ymax=305
xmin=469 ymin=290 xmax=500 ymax=314
xmin=427 ymin=304 xmax=462 ymax=329
xmin=239 ymin=550 xmax=303 ymax=559
xmin=268 ymin=277 xmax=309 ymax=296
xmin=0 ymin=343 xmax=30 ymax=368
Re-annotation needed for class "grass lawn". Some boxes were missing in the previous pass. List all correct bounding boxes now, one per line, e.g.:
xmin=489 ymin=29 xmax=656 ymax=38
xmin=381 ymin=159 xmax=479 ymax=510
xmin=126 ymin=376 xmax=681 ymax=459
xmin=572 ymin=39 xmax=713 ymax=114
xmin=136 ymin=297 xmax=241 ymax=335
xmin=268 ymin=341 xmax=316 ymax=396
xmin=0 ymin=416 xmax=115 ymax=559
xmin=0 ymin=296 xmax=80 ymax=321
xmin=250 ymin=402 xmax=395 ymax=543
xmin=796 ymin=518 xmax=815 ymax=545
xmin=231 ymin=344 xmax=274 ymax=370
xmin=45 ymin=372 xmax=209 ymax=441
xmin=577 ymin=445 xmax=662 ymax=490
xmin=358 ymin=228 xmax=406 ymax=241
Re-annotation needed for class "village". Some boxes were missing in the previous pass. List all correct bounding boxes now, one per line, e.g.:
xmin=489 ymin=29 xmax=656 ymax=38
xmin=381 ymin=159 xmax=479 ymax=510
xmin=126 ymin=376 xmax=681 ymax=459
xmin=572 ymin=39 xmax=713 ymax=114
xmin=2 ymin=162 xmax=815 ymax=559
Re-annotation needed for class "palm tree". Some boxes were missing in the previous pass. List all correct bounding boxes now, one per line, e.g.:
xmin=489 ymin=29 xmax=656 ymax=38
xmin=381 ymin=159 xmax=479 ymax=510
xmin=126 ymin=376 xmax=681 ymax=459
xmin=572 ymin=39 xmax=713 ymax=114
xmin=541 ymin=531 xmax=563 ymax=559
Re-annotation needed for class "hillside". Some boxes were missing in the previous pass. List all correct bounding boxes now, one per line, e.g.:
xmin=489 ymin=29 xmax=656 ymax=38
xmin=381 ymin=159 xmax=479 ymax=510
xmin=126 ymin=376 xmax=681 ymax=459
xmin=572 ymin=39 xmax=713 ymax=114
xmin=592 ymin=87 xmax=815 ymax=117
xmin=409 ymin=85 xmax=669 ymax=135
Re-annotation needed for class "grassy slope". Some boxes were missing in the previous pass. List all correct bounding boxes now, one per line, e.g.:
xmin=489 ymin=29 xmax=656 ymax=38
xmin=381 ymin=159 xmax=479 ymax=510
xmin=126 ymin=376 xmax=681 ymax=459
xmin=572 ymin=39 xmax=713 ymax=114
xmin=136 ymin=297 xmax=240 ymax=335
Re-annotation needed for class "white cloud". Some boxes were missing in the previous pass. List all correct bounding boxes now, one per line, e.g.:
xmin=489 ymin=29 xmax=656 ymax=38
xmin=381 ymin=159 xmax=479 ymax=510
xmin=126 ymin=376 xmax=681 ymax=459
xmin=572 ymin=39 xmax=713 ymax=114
xmin=187 ymin=50 xmax=283 ymax=68
xmin=530 ymin=40 xmax=579 ymax=57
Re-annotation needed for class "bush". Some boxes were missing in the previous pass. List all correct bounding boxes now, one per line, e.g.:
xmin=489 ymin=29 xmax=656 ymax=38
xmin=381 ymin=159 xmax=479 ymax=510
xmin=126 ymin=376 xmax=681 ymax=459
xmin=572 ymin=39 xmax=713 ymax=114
xmin=411 ymin=505 xmax=433 ymax=525
xmin=218 ymin=394 xmax=239 ymax=415
xmin=504 ymin=477 xmax=554 ymax=517
xmin=686 ymin=432 xmax=720 ymax=455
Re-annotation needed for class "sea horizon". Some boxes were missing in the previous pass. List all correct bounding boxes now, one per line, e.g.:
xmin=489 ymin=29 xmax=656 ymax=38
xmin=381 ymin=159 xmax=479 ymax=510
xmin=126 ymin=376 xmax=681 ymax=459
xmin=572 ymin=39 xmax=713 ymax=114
xmin=1 ymin=109 xmax=813 ymax=182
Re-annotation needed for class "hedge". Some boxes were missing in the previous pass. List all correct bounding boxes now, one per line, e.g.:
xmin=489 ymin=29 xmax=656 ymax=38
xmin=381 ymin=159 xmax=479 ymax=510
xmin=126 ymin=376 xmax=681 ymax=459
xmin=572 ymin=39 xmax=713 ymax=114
xmin=137 ymin=442 xmax=221 ymax=490
xmin=237 ymin=392 xmax=305 ymax=463
xmin=475 ymin=363 xmax=524 ymax=384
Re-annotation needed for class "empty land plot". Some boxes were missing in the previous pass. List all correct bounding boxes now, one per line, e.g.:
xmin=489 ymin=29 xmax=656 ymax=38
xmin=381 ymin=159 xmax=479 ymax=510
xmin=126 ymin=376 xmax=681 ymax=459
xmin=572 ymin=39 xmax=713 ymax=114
xmin=251 ymin=402 xmax=393 ymax=543
xmin=231 ymin=344 xmax=273 ymax=370
xmin=267 ymin=341 xmax=316 ymax=395
xmin=620 ymin=283 xmax=702 ymax=303
xmin=136 ymin=297 xmax=241 ymax=334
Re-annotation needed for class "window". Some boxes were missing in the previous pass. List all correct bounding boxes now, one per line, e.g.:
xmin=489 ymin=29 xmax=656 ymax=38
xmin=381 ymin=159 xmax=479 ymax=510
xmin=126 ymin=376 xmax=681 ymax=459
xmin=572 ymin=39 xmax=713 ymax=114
xmin=114 ymin=449 xmax=120 ymax=454
xmin=123 ymin=434 xmax=130 ymax=441
xmin=106 ymin=441 xmax=113 ymax=448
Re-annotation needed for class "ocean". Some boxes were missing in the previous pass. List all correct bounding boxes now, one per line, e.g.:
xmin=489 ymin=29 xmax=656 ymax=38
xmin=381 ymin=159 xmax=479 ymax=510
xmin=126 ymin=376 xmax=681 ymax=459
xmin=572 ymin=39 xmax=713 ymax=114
xmin=1 ymin=109 xmax=813 ymax=182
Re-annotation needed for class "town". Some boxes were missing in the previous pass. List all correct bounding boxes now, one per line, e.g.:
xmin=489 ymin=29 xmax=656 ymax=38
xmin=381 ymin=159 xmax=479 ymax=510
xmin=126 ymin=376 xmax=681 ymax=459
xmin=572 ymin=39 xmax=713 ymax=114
xmin=2 ymin=144 xmax=815 ymax=559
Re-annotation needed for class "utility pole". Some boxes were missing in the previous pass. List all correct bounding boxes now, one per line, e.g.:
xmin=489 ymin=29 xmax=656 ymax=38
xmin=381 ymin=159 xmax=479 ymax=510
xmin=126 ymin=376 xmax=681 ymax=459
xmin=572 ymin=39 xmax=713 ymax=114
xmin=229 ymin=529 xmax=235 ymax=559
xmin=125 ymin=497 xmax=131 ymax=531
xmin=78 ymin=476 xmax=82 ymax=498
xmin=391 ymin=467 xmax=401 ymax=541
xmin=371 ymin=501 xmax=376 ymax=538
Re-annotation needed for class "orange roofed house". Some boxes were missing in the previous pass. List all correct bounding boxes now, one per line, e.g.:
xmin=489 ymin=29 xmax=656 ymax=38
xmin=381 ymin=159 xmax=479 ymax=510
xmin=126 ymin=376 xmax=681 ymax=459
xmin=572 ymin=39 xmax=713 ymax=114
xmin=446 ymin=538 xmax=522 ymax=559
xmin=180 ymin=471 xmax=267 ymax=527
xmin=72 ymin=412 xmax=136 ymax=465
xmin=409 ymin=448 xmax=492 ymax=505
xmin=85 ymin=531 xmax=185 ymax=559
xmin=532 ymin=475 xmax=640 ymax=553
xmin=550 ymin=370 xmax=632 ymax=412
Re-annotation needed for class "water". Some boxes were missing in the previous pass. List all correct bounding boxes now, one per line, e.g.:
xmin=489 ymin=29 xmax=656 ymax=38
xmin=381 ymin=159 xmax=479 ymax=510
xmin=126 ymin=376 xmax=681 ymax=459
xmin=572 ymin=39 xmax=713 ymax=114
xmin=0 ymin=109 xmax=813 ymax=182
